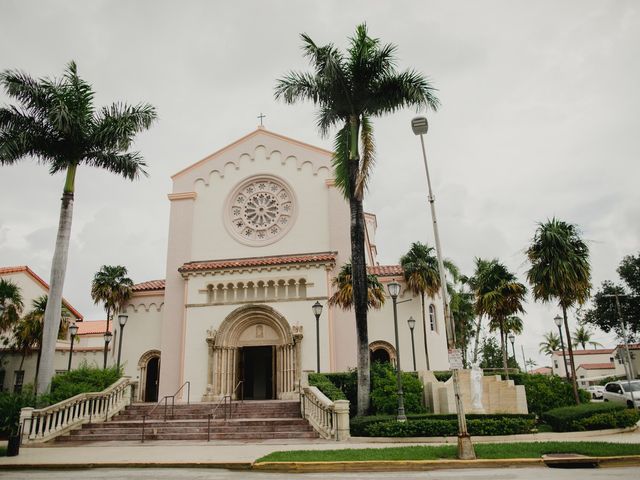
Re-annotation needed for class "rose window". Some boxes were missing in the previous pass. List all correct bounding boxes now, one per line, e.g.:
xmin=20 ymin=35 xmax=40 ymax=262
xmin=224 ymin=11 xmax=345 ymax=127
xmin=226 ymin=176 xmax=296 ymax=245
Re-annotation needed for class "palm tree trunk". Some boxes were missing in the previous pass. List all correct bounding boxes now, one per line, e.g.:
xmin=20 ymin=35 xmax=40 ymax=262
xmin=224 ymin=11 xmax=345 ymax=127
xmin=103 ymin=306 xmax=111 ymax=369
xmin=500 ymin=319 xmax=509 ymax=380
xmin=420 ymin=293 xmax=430 ymax=370
xmin=472 ymin=316 xmax=482 ymax=363
xmin=37 ymin=165 xmax=76 ymax=394
xmin=347 ymin=115 xmax=370 ymax=416
xmin=34 ymin=348 xmax=42 ymax=393
xmin=562 ymin=306 xmax=580 ymax=404
xmin=19 ymin=349 xmax=27 ymax=371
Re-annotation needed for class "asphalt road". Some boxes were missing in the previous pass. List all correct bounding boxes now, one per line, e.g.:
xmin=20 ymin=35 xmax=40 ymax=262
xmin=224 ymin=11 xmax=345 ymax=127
xmin=1 ymin=468 xmax=638 ymax=480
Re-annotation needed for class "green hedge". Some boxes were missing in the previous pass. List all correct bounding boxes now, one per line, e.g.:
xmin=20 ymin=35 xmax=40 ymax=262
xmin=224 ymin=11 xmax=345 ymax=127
xmin=308 ymin=373 xmax=347 ymax=401
xmin=351 ymin=413 xmax=536 ymax=437
xmin=0 ymin=389 xmax=37 ymax=436
xmin=509 ymin=373 xmax=591 ymax=416
xmin=370 ymin=362 xmax=425 ymax=415
xmin=541 ymin=402 xmax=638 ymax=432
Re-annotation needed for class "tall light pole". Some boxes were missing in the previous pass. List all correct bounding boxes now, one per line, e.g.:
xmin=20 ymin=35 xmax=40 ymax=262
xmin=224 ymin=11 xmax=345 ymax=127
xmin=103 ymin=331 xmax=113 ymax=369
xmin=407 ymin=316 xmax=417 ymax=371
xmin=554 ymin=314 xmax=570 ymax=381
xmin=412 ymin=116 xmax=475 ymax=459
xmin=116 ymin=314 xmax=128 ymax=369
xmin=312 ymin=301 xmax=323 ymax=373
xmin=508 ymin=333 xmax=516 ymax=366
xmin=388 ymin=281 xmax=407 ymax=422
xmin=67 ymin=323 xmax=78 ymax=371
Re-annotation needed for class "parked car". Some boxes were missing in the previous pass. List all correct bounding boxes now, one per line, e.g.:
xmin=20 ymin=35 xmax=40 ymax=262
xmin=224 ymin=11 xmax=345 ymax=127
xmin=586 ymin=385 xmax=604 ymax=399
xmin=603 ymin=380 xmax=640 ymax=408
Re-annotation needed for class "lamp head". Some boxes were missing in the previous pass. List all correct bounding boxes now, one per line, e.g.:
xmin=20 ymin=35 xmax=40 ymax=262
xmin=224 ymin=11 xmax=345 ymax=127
xmin=118 ymin=314 xmax=128 ymax=328
xmin=312 ymin=301 xmax=323 ymax=318
xmin=508 ymin=333 xmax=515 ymax=344
xmin=69 ymin=323 xmax=78 ymax=337
xmin=411 ymin=116 xmax=429 ymax=135
xmin=387 ymin=281 xmax=401 ymax=299
xmin=553 ymin=315 xmax=562 ymax=327
xmin=407 ymin=316 xmax=416 ymax=330
xmin=104 ymin=331 xmax=113 ymax=343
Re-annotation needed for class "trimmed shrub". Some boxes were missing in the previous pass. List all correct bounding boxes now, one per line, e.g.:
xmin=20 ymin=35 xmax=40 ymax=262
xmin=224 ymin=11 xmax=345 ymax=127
xmin=39 ymin=364 xmax=122 ymax=405
xmin=542 ymin=402 xmax=631 ymax=432
xmin=0 ymin=389 xmax=37 ymax=437
xmin=370 ymin=362 xmax=425 ymax=415
xmin=308 ymin=373 xmax=347 ymax=401
xmin=510 ymin=373 xmax=591 ymax=416
xmin=433 ymin=371 xmax=452 ymax=382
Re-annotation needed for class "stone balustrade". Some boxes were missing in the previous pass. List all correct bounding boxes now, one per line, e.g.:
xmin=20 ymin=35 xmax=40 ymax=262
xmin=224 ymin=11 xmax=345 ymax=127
xmin=300 ymin=385 xmax=350 ymax=441
xmin=20 ymin=377 xmax=135 ymax=444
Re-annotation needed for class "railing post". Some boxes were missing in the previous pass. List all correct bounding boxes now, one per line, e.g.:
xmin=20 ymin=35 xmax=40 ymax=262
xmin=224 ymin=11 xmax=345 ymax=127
xmin=19 ymin=407 xmax=34 ymax=444
xmin=207 ymin=413 xmax=211 ymax=442
xmin=141 ymin=415 xmax=146 ymax=443
xmin=333 ymin=400 xmax=350 ymax=441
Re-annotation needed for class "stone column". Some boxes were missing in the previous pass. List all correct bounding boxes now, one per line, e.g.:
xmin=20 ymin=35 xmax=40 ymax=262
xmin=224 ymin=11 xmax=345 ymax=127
xmin=334 ymin=400 xmax=350 ymax=441
xmin=292 ymin=325 xmax=304 ymax=391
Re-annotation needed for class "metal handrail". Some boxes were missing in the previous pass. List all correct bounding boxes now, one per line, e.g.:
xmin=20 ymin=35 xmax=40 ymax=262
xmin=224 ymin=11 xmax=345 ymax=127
xmin=141 ymin=381 xmax=190 ymax=443
xmin=206 ymin=380 xmax=243 ymax=442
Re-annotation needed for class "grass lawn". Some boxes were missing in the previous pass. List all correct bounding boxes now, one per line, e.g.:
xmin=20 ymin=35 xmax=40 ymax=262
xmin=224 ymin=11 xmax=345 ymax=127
xmin=257 ymin=442 xmax=640 ymax=463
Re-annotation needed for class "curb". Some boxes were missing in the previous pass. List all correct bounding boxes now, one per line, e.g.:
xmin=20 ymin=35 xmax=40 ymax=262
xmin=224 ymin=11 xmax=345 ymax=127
xmin=0 ymin=462 xmax=252 ymax=470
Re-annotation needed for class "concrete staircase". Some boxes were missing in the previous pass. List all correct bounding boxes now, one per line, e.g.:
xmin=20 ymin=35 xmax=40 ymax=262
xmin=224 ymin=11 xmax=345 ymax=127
xmin=56 ymin=400 xmax=318 ymax=442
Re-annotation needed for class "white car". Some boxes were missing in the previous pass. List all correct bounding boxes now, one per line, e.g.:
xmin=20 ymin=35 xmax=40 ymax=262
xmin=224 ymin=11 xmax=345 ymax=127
xmin=586 ymin=385 xmax=604 ymax=400
xmin=603 ymin=381 xmax=640 ymax=408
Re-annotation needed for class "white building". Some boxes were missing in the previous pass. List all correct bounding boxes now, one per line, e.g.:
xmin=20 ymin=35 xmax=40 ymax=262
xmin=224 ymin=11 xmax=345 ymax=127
xmin=551 ymin=347 xmax=626 ymax=387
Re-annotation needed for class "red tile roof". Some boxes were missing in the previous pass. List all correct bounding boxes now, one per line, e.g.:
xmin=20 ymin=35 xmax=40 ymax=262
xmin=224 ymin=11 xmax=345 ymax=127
xmin=133 ymin=279 xmax=166 ymax=292
xmin=76 ymin=320 xmax=110 ymax=335
xmin=0 ymin=265 xmax=84 ymax=320
xmin=553 ymin=348 xmax=614 ymax=355
xmin=179 ymin=252 xmax=337 ymax=273
xmin=530 ymin=367 xmax=552 ymax=375
xmin=578 ymin=362 xmax=616 ymax=370
xmin=617 ymin=343 xmax=640 ymax=350
xmin=367 ymin=265 xmax=403 ymax=277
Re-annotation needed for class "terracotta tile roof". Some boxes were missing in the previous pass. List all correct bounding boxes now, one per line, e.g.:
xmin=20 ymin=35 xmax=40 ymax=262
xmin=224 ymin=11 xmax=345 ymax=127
xmin=530 ymin=367 xmax=552 ymax=375
xmin=76 ymin=320 xmax=110 ymax=335
xmin=617 ymin=343 xmax=640 ymax=350
xmin=367 ymin=265 xmax=404 ymax=277
xmin=578 ymin=362 xmax=616 ymax=370
xmin=0 ymin=265 xmax=84 ymax=320
xmin=179 ymin=252 xmax=337 ymax=273
xmin=552 ymin=348 xmax=614 ymax=355
xmin=133 ymin=279 xmax=166 ymax=292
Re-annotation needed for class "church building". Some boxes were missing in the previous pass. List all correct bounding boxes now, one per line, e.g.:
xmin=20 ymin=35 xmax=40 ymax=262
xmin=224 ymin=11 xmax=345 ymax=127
xmin=118 ymin=127 xmax=449 ymax=402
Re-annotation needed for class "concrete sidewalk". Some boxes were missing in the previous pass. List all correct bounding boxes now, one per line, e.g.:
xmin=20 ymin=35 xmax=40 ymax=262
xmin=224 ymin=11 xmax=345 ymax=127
xmin=1 ymin=428 xmax=638 ymax=469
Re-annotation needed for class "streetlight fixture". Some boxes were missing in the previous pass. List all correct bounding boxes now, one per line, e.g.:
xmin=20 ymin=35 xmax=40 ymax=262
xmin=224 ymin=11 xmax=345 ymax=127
xmin=116 ymin=314 xmax=128 ymax=369
xmin=67 ymin=323 xmax=78 ymax=371
xmin=554 ymin=314 xmax=570 ymax=381
xmin=508 ymin=333 xmax=516 ymax=365
xmin=412 ymin=116 xmax=475 ymax=459
xmin=103 ymin=331 xmax=113 ymax=369
xmin=312 ymin=301 xmax=323 ymax=373
xmin=407 ymin=316 xmax=417 ymax=371
xmin=387 ymin=281 xmax=406 ymax=422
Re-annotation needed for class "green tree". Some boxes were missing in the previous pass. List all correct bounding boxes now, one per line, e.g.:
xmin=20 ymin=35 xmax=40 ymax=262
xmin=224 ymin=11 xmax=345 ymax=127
xmin=479 ymin=336 xmax=518 ymax=370
xmin=0 ymin=278 xmax=23 ymax=331
xmin=91 ymin=265 xmax=134 ymax=368
xmin=400 ymin=242 xmax=460 ymax=369
xmin=275 ymin=25 xmax=438 ymax=414
xmin=538 ymin=331 xmax=561 ymax=357
xmin=450 ymin=275 xmax=475 ymax=367
xmin=0 ymin=62 xmax=156 ymax=393
xmin=572 ymin=325 xmax=603 ymax=350
xmin=328 ymin=263 xmax=385 ymax=310
xmin=526 ymin=218 xmax=591 ymax=404
xmin=472 ymin=258 xmax=527 ymax=378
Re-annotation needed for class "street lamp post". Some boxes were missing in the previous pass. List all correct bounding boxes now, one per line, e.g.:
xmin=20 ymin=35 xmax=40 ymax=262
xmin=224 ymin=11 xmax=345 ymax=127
xmin=116 ymin=314 xmax=128 ymax=369
xmin=103 ymin=331 xmax=113 ymax=369
xmin=508 ymin=333 xmax=516 ymax=366
xmin=312 ymin=301 xmax=323 ymax=373
xmin=388 ymin=281 xmax=407 ymax=422
xmin=407 ymin=316 xmax=417 ymax=371
xmin=412 ymin=116 xmax=475 ymax=459
xmin=67 ymin=323 xmax=78 ymax=371
xmin=554 ymin=315 xmax=570 ymax=381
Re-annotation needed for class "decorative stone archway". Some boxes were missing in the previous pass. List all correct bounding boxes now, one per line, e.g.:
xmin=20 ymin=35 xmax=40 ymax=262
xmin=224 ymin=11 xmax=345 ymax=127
xmin=369 ymin=340 xmax=397 ymax=366
xmin=137 ymin=349 xmax=161 ymax=402
xmin=203 ymin=304 xmax=303 ymax=401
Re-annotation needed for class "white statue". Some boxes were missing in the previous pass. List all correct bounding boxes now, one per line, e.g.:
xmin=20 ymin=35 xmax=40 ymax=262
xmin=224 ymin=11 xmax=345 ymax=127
xmin=470 ymin=361 xmax=484 ymax=411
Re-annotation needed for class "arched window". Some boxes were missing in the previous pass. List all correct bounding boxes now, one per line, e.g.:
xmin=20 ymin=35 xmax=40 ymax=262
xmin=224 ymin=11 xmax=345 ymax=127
xmin=429 ymin=304 xmax=437 ymax=331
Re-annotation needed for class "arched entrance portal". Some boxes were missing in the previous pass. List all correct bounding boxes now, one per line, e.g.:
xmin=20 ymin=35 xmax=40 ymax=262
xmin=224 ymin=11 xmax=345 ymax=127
xmin=138 ymin=350 xmax=161 ymax=402
xmin=203 ymin=305 xmax=303 ymax=401
xmin=369 ymin=340 xmax=397 ymax=366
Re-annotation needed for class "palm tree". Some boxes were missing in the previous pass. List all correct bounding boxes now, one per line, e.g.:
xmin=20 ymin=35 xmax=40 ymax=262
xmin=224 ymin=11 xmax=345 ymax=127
xmin=472 ymin=258 xmax=527 ymax=379
xmin=275 ymin=25 xmax=438 ymax=415
xmin=0 ymin=62 xmax=156 ymax=393
xmin=539 ymin=331 xmax=561 ymax=356
xmin=572 ymin=325 xmax=603 ymax=349
xmin=0 ymin=278 xmax=23 ymax=331
xmin=91 ymin=265 xmax=134 ymax=368
xmin=400 ymin=242 xmax=459 ymax=370
xmin=328 ymin=263 xmax=385 ymax=310
xmin=526 ymin=218 xmax=591 ymax=404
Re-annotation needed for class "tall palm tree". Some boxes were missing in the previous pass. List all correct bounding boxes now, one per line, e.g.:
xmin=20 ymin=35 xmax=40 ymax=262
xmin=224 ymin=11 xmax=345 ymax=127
xmin=538 ymin=331 xmax=561 ymax=357
xmin=275 ymin=24 xmax=438 ymax=414
xmin=91 ymin=265 xmax=134 ymax=368
xmin=328 ymin=263 xmax=385 ymax=310
xmin=526 ymin=218 xmax=591 ymax=404
xmin=400 ymin=242 xmax=459 ymax=370
xmin=572 ymin=325 xmax=603 ymax=349
xmin=472 ymin=258 xmax=527 ymax=379
xmin=0 ymin=62 xmax=156 ymax=393
xmin=0 ymin=278 xmax=23 ymax=331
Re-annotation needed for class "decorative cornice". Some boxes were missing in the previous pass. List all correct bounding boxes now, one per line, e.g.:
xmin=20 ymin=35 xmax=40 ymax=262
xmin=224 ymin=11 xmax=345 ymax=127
xmin=168 ymin=192 xmax=197 ymax=201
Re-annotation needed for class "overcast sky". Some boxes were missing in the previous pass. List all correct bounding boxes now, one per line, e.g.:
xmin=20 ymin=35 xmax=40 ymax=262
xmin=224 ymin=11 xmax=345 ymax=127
xmin=1 ymin=1 xmax=638 ymax=367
